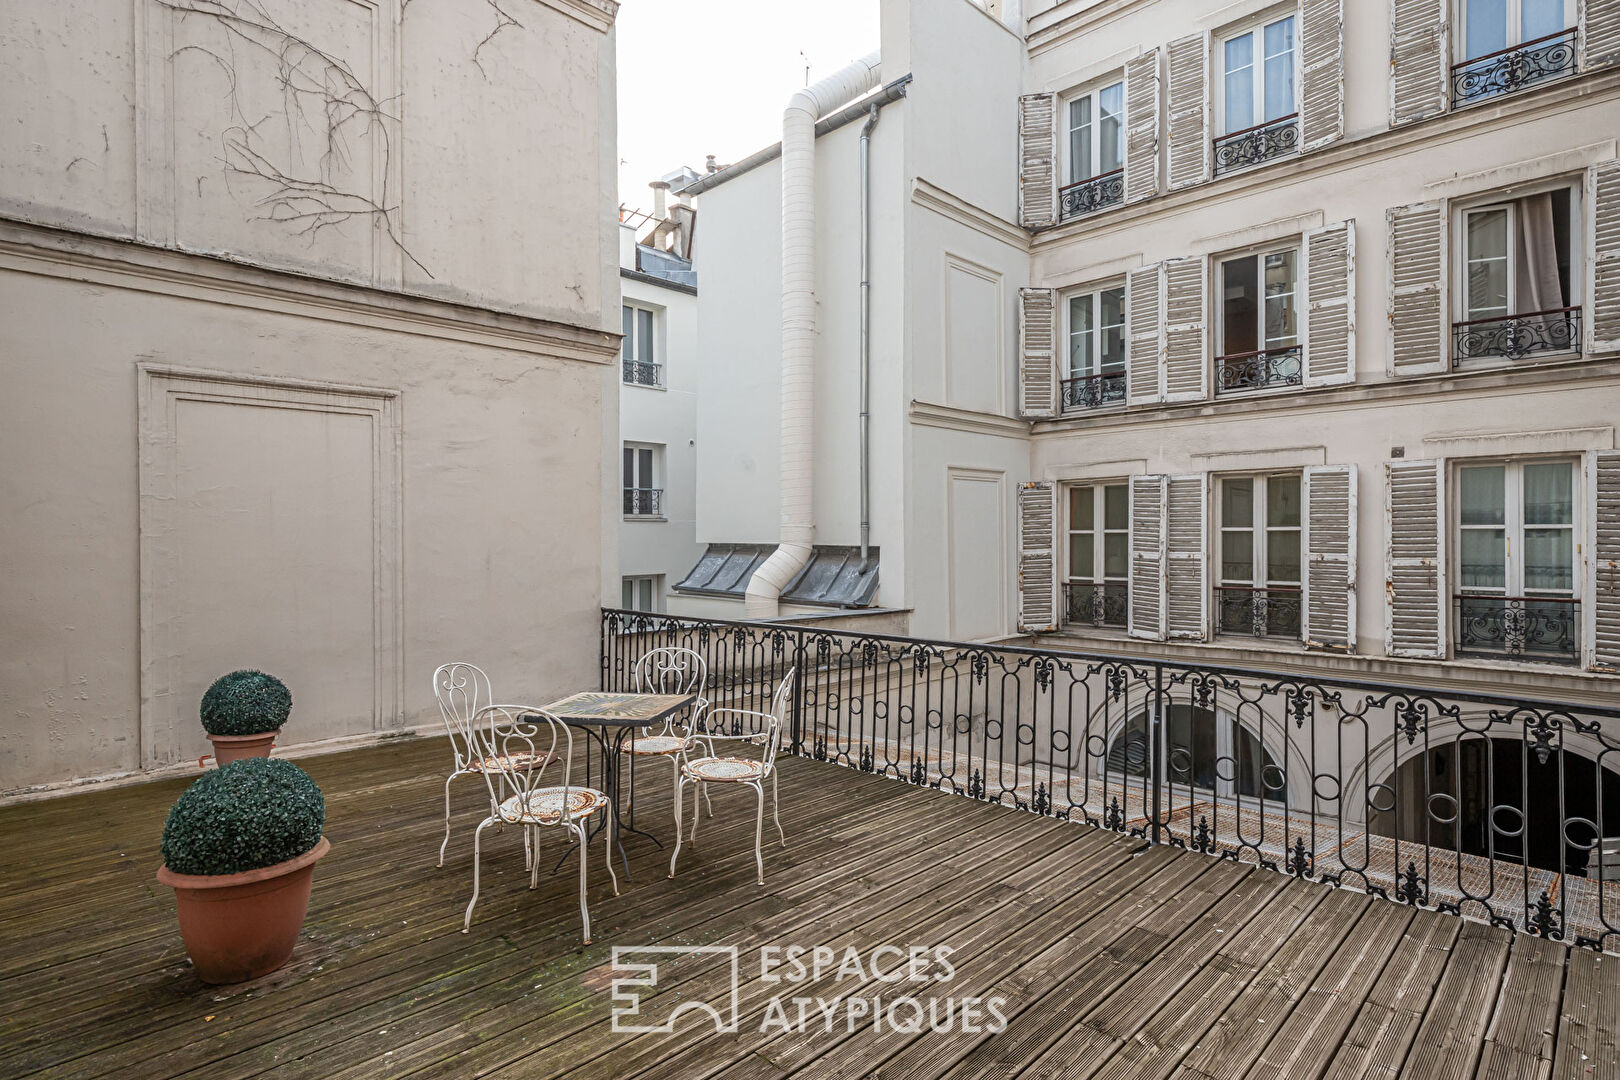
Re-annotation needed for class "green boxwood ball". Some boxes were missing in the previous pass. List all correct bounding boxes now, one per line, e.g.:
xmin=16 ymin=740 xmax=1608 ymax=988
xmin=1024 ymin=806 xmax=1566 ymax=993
xmin=161 ymin=758 xmax=325 ymax=876
xmin=200 ymin=670 xmax=291 ymax=737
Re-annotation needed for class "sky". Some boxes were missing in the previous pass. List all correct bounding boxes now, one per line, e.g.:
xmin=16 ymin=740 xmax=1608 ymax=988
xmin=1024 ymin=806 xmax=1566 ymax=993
xmin=615 ymin=0 xmax=882 ymax=211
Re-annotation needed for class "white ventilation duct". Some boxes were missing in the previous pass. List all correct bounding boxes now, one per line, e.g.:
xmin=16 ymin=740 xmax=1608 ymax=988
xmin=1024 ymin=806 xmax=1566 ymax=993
xmin=745 ymin=51 xmax=883 ymax=619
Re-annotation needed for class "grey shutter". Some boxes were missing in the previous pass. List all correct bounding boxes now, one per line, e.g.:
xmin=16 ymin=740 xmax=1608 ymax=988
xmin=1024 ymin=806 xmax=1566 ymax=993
xmin=1018 ymin=481 xmax=1059 ymax=633
xmin=1127 ymin=264 xmax=1164 ymax=405
xmin=1162 ymin=257 xmax=1208 ymax=402
xmin=1129 ymin=474 xmax=1168 ymax=641
xmin=1304 ymin=220 xmax=1357 ymax=386
xmin=1165 ymin=474 xmax=1208 ymax=640
xmin=1390 ymin=0 xmax=1448 ymax=126
xmin=1385 ymin=458 xmax=1446 ymax=658
xmin=1019 ymin=288 xmax=1057 ymax=418
xmin=1387 ymin=203 xmax=1449 ymax=376
xmin=1165 ymin=33 xmax=1210 ymax=191
xmin=1586 ymin=0 xmax=1620 ymax=70
xmin=1019 ymin=93 xmax=1057 ymax=230
xmin=1592 ymin=451 xmax=1620 ymax=670
xmin=1300 ymin=0 xmax=1345 ymax=150
xmin=1304 ymin=465 xmax=1358 ymax=652
xmin=1589 ymin=159 xmax=1620 ymax=354
xmin=1124 ymin=50 xmax=1161 ymax=204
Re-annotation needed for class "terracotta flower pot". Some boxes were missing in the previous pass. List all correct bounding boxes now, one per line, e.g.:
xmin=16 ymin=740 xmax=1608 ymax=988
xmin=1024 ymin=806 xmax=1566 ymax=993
xmin=206 ymin=730 xmax=279 ymax=766
xmin=157 ymin=836 xmax=330 ymax=984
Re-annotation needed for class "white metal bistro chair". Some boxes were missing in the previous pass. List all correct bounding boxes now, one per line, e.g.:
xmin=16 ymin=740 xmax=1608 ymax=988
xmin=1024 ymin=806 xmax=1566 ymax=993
xmin=669 ymin=668 xmax=794 ymax=886
xmin=461 ymin=705 xmax=618 ymax=944
xmin=626 ymin=647 xmax=710 ymax=826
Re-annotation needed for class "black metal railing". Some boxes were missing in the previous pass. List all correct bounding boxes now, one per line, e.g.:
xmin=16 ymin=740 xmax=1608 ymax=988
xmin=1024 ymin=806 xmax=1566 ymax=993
xmin=622 ymin=488 xmax=663 ymax=516
xmin=1059 ymin=169 xmax=1125 ymax=221
xmin=1064 ymin=581 xmax=1129 ymax=628
xmin=1061 ymin=371 xmax=1127 ymax=411
xmin=604 ymin=609 xmax=1620 ymax=950
xmin=1455 ymin=594 xmax=1581 ymax=665
xmin=1215 ymin=584 xmax=1302 ymax=639
xmin=1217 ymin=344 xmax=1303 ymax=393
xmin=1212 ymin=113 xmax=1298 ymax=175
xmin=622 ymin=359 xmax=663 ymax=387
xmin=1452 ymin=306 xmax=1582 ymax=365
xmin=1452 ymin=28 xmax=1579 ymax=108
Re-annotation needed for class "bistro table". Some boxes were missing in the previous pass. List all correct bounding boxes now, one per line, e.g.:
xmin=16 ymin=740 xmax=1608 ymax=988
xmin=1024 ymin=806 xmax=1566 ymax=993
xmin=537 ymin=690 xmax=697 ymax=878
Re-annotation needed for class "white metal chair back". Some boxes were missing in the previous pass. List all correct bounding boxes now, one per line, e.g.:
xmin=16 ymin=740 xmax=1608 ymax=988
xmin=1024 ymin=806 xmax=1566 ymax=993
xmin=632 ymin=647 xmax=709 ymax=735
xmin=433 ymin=662 xmax=493 ymax=772
xmin=759 ymin=667 xmax=795 ymax=773
xmin=466 ymin=705 xmax=573 ymax=827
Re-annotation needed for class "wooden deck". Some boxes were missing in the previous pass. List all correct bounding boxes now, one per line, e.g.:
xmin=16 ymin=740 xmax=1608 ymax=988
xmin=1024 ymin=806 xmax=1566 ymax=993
xmin=2 ymin=737 xmax=1617 ymax=1080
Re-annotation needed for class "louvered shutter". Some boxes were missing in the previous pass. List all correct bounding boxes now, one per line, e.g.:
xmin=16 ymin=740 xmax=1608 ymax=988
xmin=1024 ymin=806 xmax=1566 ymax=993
xmin=1591 ymin=451 xmax=1620 ymax=671
xmin=1162 ymin=257 xmax=1208 ymax=402
xmin=1018 ymin=481 xmax=1059 ymax=633
xmin=1165 ymin=33 xmax=1210 ymax=191
xmin=1387 ymin=203 xmax=1449 ymax=376
xmin=1589 ymin=159 xmax=1620 ymax=354
xmin=1124 ymin=50 xmax=1161 ymax=204
xmin=1129 ymin=474 xmax=1168 ymax=641
xmin=1390 ymin=0 xmax=1448 ymax=126
xmin=1019 ymin=93 xmax=1057 ymax=230
xmin=1165 ymin=474 xmax=1208 ymax=640
xmin=1304 ymin=465 xmax=1358 ymax=652
xmin=1304 ymin=220 xmax=1356 ymax=386
xmin=1385 ymin=459 xmax=1446 ymax=658
xmin=1019 ymin=288 xmax=1057 ymax=418
xmin=1127 ymin=264 xmax=1164 ymax=405
xmin=1585 ymin=0 xmax=1620 ymax=70
xmin=1300 ymin=0 xmax=1345 ymax=150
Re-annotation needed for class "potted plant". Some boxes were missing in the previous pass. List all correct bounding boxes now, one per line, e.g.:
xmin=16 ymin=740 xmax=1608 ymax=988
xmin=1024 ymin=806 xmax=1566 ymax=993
xmin=156 ymin=757 xmax=330 ymax=984
xmin=200 ymin=670 xmax=291 ymax=764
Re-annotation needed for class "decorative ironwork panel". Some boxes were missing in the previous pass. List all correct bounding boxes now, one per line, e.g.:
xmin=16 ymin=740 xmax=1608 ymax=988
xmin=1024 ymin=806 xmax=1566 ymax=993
xmin=622 ymin=359 xmax=663 ymax=387
xmin=1064 ymin=582 xmax=1128 ymax=628
xmin=1215 ymin=586 xmax=1302 ymax=639
xmin=1212 ymin=114 xmax=1299 ymax=176
xmin=1451 ymin=29 xmax=1578 ymax=108
xmin=1217 ymin=345 xmax=1303 ymax=393
xmin=622 ymin=488 xmax=663 ymax=516
xmin=1452 ymin=307 xmax=1581 ymax=365
xmin=1061 ymin=372 xmax=1127 ymax=411
xmin=1059 ymin=170 xmax=1125 ymax=221
xmin=1455 ymin=595 xmax=1581 ymax=665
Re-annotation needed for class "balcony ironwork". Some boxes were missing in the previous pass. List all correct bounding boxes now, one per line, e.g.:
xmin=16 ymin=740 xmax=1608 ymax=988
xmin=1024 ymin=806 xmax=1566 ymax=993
xmin=622 ymin=487 xmax=663 ymax=517
xmin=1455 ymin=594 xmax=1580 ymax=665
xmin=1452 ymin=306 xmax=1582 ymax=365
xmin=1215 ymin=584 xmax=1302 ymax=639
xmin=1061 ymin=370 xmax=1127 ymax=411
xmin=1451 ymin=28 xmax=1578 ymax=108
xmin=1212 ymin=114 xmax=1298 ymax=176
xmin=1058 ymin=169 xmax=1124 ymax=221
xmin=1216 ymin=344 xmax=1303 ymax=393
xmin=622 ymin=359 xmax=663 ymax=387
xmin=1064 ymin=581 xmax=1128 ymax=628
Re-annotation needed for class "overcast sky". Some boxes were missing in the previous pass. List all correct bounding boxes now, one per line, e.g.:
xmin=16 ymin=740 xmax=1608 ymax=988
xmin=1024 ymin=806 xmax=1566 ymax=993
xmin=615 ymin=0 xmax=881 ymax=210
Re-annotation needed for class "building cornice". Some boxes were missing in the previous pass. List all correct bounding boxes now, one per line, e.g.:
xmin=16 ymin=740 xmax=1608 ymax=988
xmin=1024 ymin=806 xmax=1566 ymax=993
xmin=910 ymin=179 xmax=1031 ymax=251
xmin=1028 ymin=0 xmax=1152 ymax=57
xmin=620 ymin=266 xmax=698 ymax=296
xmin=910 ymin=399 xmax=1033 ymax=438
xmin=533 ymin=0 xmax=618 ymax=34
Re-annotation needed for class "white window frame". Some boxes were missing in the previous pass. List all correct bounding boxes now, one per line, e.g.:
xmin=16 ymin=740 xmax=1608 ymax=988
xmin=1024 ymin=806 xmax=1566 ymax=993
xmin=1455 ymin=0 xmax=1576 ymax=63
xmin=621 ymin=302 xmax=663 ymax=387
xmin=1062 ymin=284 xmax=1128 ymax=407
xmin=621 ymin=575 xmax=664 ymax=613
xmin=1063 ymin=78 xmax=1125 ymax=187
xmin=1215 ymin=471 xmax=1303 ymax=638
xmin=1065 ymin=482 xmax=1130 ymax=585
xmin=1214 ymin=242 xmax=1302 ymax=391
xmin=1452 ymin=457 xmax=1581 ymax=601
xmin=622 ymin=442 xmax=663 ymax=518
xmin=1215 ymin=7 xmax=1300 ymax=140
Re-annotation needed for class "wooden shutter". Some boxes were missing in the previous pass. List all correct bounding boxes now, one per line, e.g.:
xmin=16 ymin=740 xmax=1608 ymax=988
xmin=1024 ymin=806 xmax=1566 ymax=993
xmin=1019 ymin=93 xmax=1057 ymax=230
xmin=1385 ymin=459 xmax=1446 ymax=658
xmin=1127 ymin=264 xmax=1164 ymax=406
xmin=1304 ymin=465 xmax=1358 ymax=652
xmin=1389 ymin=0 xmax=1448 ymax=126
xmin=1165 ymin=33 xmax=1210 ymax=191
xmin=1019 ymin=288 xmax=1057 ymax=418
xmin=1589 ymin=159 xmax=1620 ymax=354
xmin=1386 ymin=203 xmax=1449 ymax=376
xmin=1162 ymin=257 xmax=1208 ymax=402
xmin=1585 ymin=0 xmax=1620 ymax=70
xmin=1124 ymin=50 xmax=1161 ymax=204
xmin=1304 ymin=220 xmax=1356 ymax=386
xmin=1591 ymin=451 xmax=1620 ymax=671
xmin=1300 ymin=0 xmax=1345 ymax=150
xmin=1129 ymin=474 xmax=1168 ymax=641
xmin=1165 ymin=474 xmax=1208 ymax=640
xmin=1018 ymin=481 xmax=1059 ymax=633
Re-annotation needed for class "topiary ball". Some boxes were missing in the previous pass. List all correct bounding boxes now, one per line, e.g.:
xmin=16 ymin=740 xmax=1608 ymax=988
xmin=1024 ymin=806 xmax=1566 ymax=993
xmin=200 ymin=670 xmax=291 ymax=737
xmin=161 ymin=758 xmax=325 ymax=876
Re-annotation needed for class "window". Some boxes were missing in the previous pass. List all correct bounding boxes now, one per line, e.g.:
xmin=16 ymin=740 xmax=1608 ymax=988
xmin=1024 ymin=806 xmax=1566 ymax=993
xmin=623 ymin=443 xmax=662 ymax=517
xmin=1107 ymin=705 xmax=1287 ymax=801
xmin=1062 ymin=287 xmax=1127 ymax=410
xmin=1455 ymin=459 xmax=1580 ymax=663
xmin=1453 ymin=0 xmax=1577 ymax=107
xmin=1065 ymin=483 xmax=1129 ymax=627
xmin=1216 ymin=473 xmax=1301 ymax=638
xmin=1216 ymin=246 xmax=1301 ymax=393
xmin=621 ymin=575 xmax=663 ymax=613
xmin=1060 ymin=80 xmax=1125 ymax=219
xmin=1214 ymin=13 xmax=1298 ymax=174
xmin=1454 ymin=184 xmax=1581 ymax=365
xmin=621 ymin=304 xmax=661 ymax=387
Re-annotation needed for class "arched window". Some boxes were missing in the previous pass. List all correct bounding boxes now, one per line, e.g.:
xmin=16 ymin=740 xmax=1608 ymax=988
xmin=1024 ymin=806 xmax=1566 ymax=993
xmin=1105 ymin=704 xmax=1286 ymax=801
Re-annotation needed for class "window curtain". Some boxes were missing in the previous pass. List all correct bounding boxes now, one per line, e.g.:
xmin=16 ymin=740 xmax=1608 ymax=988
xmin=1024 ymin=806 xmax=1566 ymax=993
xmin=1516 ymin=191 xmax=1565 ymax=332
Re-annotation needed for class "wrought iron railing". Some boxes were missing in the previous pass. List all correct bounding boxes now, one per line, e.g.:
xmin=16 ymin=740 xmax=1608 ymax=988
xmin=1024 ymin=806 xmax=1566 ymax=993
xmin=1059 ymin=169 xmax=1125 ymax=221
xmin=1061 ymin=371 xmax=1127 ymax=411
xmin=1064 ymin=581 xmax=1128 ymax=628
xmin=1452 ymin=307 xmax=1582 ymax=365
xmin=1452 ymin=28 xmax=1579 ymax=108
xmin=1212 ymin=113 xmax=1298 ymax=175
xmin=622 ymin=359 xmax=663 ymax=387
xmin=1215 ymin=584 xmax=1302 ymax=639
xmin=1455 ymin=594 xmax=1581 ymax=665
xmin=622 ymin=487 xmax=663 ymax=516
xmin=1217 ymin=344 xmax=1303 ymax=393
xmin=603 ymin=609 xmax=1620 ymax=950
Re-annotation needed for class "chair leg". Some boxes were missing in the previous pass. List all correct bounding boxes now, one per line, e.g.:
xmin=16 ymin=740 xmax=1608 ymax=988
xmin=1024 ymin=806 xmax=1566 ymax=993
xmin=703 ymin=784 xmax=714 ymax=819
xmin=690 ymin=779 xmax=703 ymax=845
xmin=529 ymin=826 xmax=542 ymax=890
xmin=671 ymin=754 xmax=682 ymax=841
xmin=669 ymin=776 xmax=687 ymax=879
xmin=772 ymin=767 xmax=786 ymax=847
xmin=752 ymin=782 xmax=766 ymax=885
xmin=462 ymin=817 xmax=494 ymax=933
xmin=575 ymin=823 xmax=592 ymax=945
xmin=603 ymin=804 xmax=620 ymax=896
xmin=439 ymin=772 xmax=457 ymax=867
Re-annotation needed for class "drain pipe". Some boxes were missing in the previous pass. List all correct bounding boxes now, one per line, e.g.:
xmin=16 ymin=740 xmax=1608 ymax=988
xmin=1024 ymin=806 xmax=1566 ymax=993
xmin=858 ymin=103 xmax=879 ymax=562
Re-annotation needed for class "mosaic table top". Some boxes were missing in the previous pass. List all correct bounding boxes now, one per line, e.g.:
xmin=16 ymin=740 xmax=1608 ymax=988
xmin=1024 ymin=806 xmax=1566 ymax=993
xmin=540 ymin=691 xmax=695 ymax=726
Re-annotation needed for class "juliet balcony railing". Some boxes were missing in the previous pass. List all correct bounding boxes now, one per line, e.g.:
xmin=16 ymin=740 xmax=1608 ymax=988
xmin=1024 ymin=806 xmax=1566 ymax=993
xmin=1058 ymin=169 xmax=1125 ymax=221
xmin=1214 ymin=584 xmax=1302 ymax=639
xmin=1212 ymin=113 xmax=1298 ymax=176
xmin=1061 ymin=370 xmax=1127 ymax=411
xmin=1451 ymin=28 xmax=1579 ymax=109
xmin=1064 ymin=580 xmax=1129 ymax=628
xmin=1216 ymin=344 xmax=1303 ymax=393
xmin=622 ymin=359 xmax=663 ymax=387
xmin=1455 ymin=594 xmax=1581 ymax=665
xmin=622 ymin=487 xmax=663 ymax=517
xmin=1451 ymin=306 xmax=1582 ymax=366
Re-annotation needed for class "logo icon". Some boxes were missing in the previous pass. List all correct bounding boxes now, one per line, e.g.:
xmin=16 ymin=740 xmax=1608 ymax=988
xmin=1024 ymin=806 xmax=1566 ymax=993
xmin=610 ymin=945 xmax=741 ymax=1033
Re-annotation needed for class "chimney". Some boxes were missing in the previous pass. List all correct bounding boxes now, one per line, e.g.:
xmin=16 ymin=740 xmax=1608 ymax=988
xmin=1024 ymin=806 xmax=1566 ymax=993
xmin=650 ymin=179 xmax=669 ymax=221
